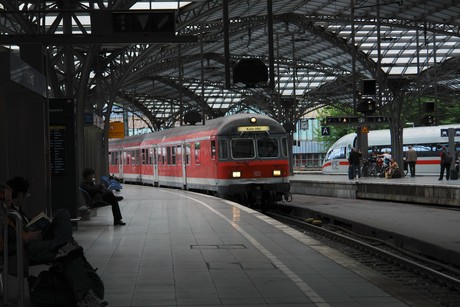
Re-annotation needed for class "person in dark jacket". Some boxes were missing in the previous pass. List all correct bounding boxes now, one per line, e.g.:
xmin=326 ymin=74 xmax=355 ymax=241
xmin=406 ymin=145 xmax=417 ymax=177
xmin=348 ymin=147 xmax=362 ymax=179
xmin=438 ymin=146 xmax=452 ymax=180
xmin=80 ymin=168 xmax=126 ymax=226
xmin=5 ymin=177 xmax=107 ymax=307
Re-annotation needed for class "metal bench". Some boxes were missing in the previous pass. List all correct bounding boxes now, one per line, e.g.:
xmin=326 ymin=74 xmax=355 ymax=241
xmin=78 ymin=187 xmax=115 ymax=220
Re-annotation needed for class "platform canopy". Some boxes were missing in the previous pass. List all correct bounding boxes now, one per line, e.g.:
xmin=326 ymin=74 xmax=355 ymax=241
xmin=1 ymin=0 xmax=460 ymax=131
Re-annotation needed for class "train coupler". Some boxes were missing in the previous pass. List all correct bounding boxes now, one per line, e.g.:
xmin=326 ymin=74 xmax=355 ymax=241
xmin=254 ymin=186 xmax=263 ymax=206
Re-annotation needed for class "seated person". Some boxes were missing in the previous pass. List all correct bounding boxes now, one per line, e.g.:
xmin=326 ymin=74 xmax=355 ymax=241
xmin=80 ymin=168 xmax=126 ymax=226
xmin=385 ymin=159 xmax=401 ymax=178
xmin=5 ymin=177 xmax=107 ymax=307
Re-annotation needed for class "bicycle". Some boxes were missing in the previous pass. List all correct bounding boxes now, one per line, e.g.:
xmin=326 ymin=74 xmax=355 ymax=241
xmin=361 ymin=158 xmax=379 ymax=177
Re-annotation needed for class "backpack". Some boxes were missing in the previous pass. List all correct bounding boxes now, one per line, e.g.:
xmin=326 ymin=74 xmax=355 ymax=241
xmin=392 ymin=168 xmax=402 ymax=178
xmin=28 ymin=255 xmax=104 ymax=307
xmin=28 ymin=265 xmax=76 ymax=307
xmin=82 ymin=254 xmax=105 ymax=299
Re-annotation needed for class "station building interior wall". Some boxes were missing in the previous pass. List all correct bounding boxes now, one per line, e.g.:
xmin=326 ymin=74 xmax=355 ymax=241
xmin=0 ymin=71 xmax=49 ymax=218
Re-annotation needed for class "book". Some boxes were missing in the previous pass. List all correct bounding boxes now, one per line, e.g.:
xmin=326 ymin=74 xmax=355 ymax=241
xmin=26 ymin=212 xmax=52 ymax=232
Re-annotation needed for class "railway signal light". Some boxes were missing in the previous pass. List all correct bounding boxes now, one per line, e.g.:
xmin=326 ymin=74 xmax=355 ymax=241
xmin=357 ymin=98 xmax=376 ymax=114
xmin=362 ymin=79 xmax=376 ymax=95
xmin=422 ymin=115 xmax=436 ymax=126
xmin=424 ymin=102 xmax=435 ymax=113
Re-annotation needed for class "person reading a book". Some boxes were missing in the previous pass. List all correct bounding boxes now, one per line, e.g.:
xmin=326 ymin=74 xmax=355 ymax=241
xmin=80 ymin=167 xmax=126 ymax=226
xmin=5 ymin=176 xmax=107 ymax=306
xmin=6 ymin=177 xmax=82 ymax=261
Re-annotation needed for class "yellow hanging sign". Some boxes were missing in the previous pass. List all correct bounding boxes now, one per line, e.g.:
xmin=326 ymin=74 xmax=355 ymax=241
xmin=109 ymin=121 xmax=124 ymax=138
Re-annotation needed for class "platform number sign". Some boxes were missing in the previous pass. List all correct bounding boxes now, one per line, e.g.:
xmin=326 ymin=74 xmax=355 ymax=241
xmin=321 ymin=126 xmax=330 ymax=136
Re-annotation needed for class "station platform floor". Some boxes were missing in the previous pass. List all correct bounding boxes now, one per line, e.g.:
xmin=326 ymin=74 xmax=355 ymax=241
xmin=6 ymin=184 xmax=438 ymax=306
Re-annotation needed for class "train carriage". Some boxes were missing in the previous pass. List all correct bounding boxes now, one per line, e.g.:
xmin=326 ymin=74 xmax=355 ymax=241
xmin=109 ymin=114 xmax=291 ymax=209
xmin=322 ymin=124 xmax=460 ymax=175
xmin=109 ymin=134 xmax=145 ymax=183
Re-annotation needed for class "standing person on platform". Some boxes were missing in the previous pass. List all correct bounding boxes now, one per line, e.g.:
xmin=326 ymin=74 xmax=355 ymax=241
xmin=438 ymin=146 xmax=452 ymax=180
xmin=406 ymin=145 xmax=417 ymax=177
xmin=348 ymin=147 xmax=362 ymax=180
xmin=5 ymin=177 xmax=107 ymax=307
xmin=80 ymin=168 xmax=126 ymax=226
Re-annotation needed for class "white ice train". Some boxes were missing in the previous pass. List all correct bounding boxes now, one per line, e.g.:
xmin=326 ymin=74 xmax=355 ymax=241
xmin=322 ymin=124 xmax=460 ymax=175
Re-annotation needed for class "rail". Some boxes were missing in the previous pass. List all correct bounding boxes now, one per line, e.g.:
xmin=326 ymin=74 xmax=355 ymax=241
xmin=267 ymin=209 xmax=460 ymax=304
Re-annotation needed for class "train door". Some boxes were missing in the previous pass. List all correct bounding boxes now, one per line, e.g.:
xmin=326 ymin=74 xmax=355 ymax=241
xmin=211 ymin=139 xmax=217 ymax=179
xmin=153 ymin=146 xmax=159 ymax=186
xmin=117 ymin=150 xmax=122 ymax=177
xmin=119 ymin=150 xmax=125 ymax=179
xmin=181 ymin=141 xmax=187 ymax=189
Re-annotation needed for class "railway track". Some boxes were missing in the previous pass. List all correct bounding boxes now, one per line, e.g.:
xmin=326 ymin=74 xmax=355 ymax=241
xmin=267 ymin=208 xmax=460 ymax=306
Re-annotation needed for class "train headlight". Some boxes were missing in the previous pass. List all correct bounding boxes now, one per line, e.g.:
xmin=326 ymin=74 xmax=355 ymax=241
xmin=232 ymin=171 xmax=241 ymax=178
xmin=273 ymin=170 xmax=281 ymax=177
xmin=250 ymin=117 xmax=257 ymax=124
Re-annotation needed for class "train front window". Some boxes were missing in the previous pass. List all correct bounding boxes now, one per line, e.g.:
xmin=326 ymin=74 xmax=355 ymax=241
xmin=281 ymin=137 xmax=288 ymax=157
xmin=231 ymin=138 xmax=255 ymax=159
xmin=325 ymin=147 xmax=346 ymax=161
xmin=257 ymin=138 xmax=278 ymax=158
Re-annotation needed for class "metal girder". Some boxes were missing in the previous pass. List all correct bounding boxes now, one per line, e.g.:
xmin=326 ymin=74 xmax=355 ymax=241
xmin=122 ymin=52 xmax=225 ymax=85
xmin=148 ymin=75 xmax=204 ymax=108
xmin=2 ymin=0 xmax=460 ymax=134
xmin=0 ymin=33 xmax=197 ymax=45
xmin=115 ymin=92 xmax=156 ymax=131
xmin=279 ymin=14 xmax=460 ymax=38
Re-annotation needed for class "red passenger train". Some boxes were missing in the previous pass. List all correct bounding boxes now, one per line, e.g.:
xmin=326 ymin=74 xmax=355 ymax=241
xmin=108 ymin=114 xmax=291 ymax=209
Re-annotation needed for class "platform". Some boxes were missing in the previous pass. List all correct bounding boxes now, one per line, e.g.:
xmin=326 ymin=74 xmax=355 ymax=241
xmin=290 ymin=173 xmax=460 ymax=207
xmin=288 ymin=193 xmax=460 ymax=267
xmin=287 ymin=173 xmax=460 ymax=267
xmin=5 ymin=184 xmax=437 ymax=306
